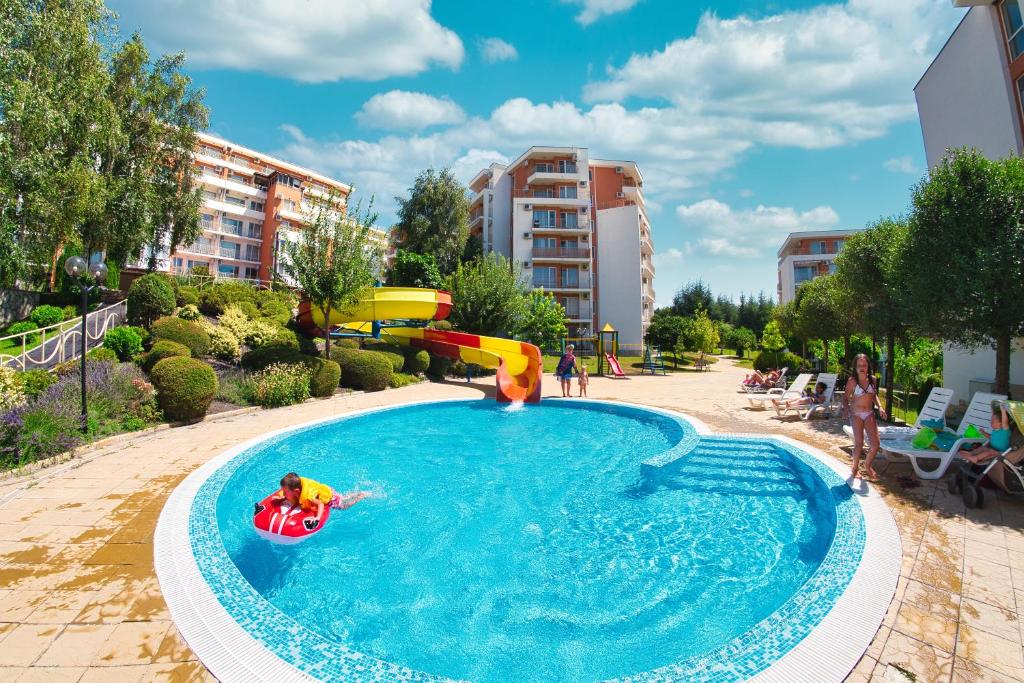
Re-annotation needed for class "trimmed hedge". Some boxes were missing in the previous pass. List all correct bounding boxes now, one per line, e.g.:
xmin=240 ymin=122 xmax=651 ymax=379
xmin=362 ymin=343 xmax=405 ymax=372
xmin=141 ymin=340 xmax=192 ymax=372
xmin=330 ymin=338 xmax=360 ymax=350
xmin=427 ymin=353 xmax=451 ymax=379
xmin=403 ymin=348 xmax=430 ymax=375
xmin=235 ymin=301 xmax=261 ymax=320
xmin=103 ymin=326 xmax=144 ymax=361
xmin=127 ymin=274 xmax=176 ymax=328
xmin=177 ymin=304 xmax=201 ymax=321
xmin=30 ymin=305 xmax=64 ymax=328
xmin=6 ymin=321 xmax=39 ymax=345
xmin=61 ymin=305 xmax=79 ymax=321
xmin=239 ymin=346 xmax=339 ymax=397
xmin=330 ymin=348 xmax=393 ymax=391
xmin=240 ymin=344 xmax=308 ymax=371
xmin=86 ymin=347 xmax=118 ymax=362
xmin=753 ymin=350 xmax=807 ymax=373
xmin=307 ymin=358 xmax=341 ymax=397
xmin=150 ymin=356 xmax=218 ymax=422
xmin=176 ymin=285 xmax=200 ymax=307
xmin=259 ymin=300 xmax=292 ymax=325
xmin=150 ymin=317 xmax=211 ymax=357
xmin=18 ymin=369 xmax=57 ymax=398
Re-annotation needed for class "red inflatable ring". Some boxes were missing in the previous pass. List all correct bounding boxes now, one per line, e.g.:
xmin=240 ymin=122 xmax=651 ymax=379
xmin=253 ymin=493 xmax=330 ymax=544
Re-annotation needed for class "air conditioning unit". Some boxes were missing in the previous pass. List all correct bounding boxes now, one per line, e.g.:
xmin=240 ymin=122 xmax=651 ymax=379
xmin=578 ymin=207 xmax=587 ymax=213
xmin=582 ymin=293 xmax=589 ymax=300
xmin=572 ymin=153 xmax=578 ymax=162
xmin=523 ymin=261 xmax=531 ymax=268
xmin=579 ymin=180 xmax=587 ymax=187
xmin=581 ymin=264 xmax=589 ymax=271
xmin=524 ymin=204 xmax=532 ymax=210
xmin=615 ymin=166 xmax=624 ymax=174
xmin=581 ymin=235 xmax=589 ymax=242
xmin=523 ymin=231 xmax=532 ymax=239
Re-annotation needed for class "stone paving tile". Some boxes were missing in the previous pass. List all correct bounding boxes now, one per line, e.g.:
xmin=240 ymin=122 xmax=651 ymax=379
xmin=956 ymin=624 xmax=1024 ymax=680
xmin=953 ymin=656 xmax=1024 ymax=683
xmin=92 ymin=620 xmax=170 ymax=667
xmin=0 ymin=623 xmax=63 ymax=666
xmin=14 ymin=666 xmax=87 ymax=682
xmin=880 ymin=629 xmax=955 ymax=681
xmin=960 ymin=597 xmax=1022 ymax=644
xmin=35 ymin=624 xmax=117 ymax=668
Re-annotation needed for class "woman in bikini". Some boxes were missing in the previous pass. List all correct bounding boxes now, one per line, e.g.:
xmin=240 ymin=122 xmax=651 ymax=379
xmin=845 ymin=353 xmax=887 ymax=480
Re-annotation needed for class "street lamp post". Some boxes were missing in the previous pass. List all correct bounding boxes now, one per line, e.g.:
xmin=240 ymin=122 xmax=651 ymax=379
xmin=64 ymin=256 xmax=108 ymax=433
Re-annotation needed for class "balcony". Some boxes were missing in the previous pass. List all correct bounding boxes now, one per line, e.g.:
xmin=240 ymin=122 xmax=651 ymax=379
xmin=197 ymin=173 xmax=266 ymax=199
xmin=470 ymin=212 xmax=483 ymax=230
xmin=205 ymin=222 xmax=262 ymax=241
xmin=531 ymin=275 xmax=591 ymax=291
xmin=180 ymin=241 xmax=215 ymax=256
xmin=561 ymin=304 xmax=591 ymax=321
xmin=277 ymin=206 xmax=304 ymax=223
xmin=527 ymin=165 xmax=579 ymax=184
xmin=532 ymin=247 xmax=590 ymax=260
xmin=642 ymin=258 xmax=655 ymax=277
xmin=514 ymin=189 xmax=588 ymax=209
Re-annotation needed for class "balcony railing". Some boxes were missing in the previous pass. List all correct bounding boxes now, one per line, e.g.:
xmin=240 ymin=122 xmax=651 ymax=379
xmin=561 ymin=305 xmax=591 ymax=320
xmin=532 ymin=247 xmax=590 ymax=259
xmin=220 ymin=247 xmax=241 ymax=259
xmin=534 ymin=164 xmax=577 ymax=174
xmin=532 ymin=220 xmax=585 ymax=231
xmin=183 ymin=242 xmax=215 ymax=256
xmin=514 ymin=189 xmax=586 ymax=201
xmin=532 ymin=277 xmax=587 ymax=289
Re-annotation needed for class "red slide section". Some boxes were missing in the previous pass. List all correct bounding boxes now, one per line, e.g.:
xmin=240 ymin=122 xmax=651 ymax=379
xmin=605 ymin=353 xmax=626 ymax=378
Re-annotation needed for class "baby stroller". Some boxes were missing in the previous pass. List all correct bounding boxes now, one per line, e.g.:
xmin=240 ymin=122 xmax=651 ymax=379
xmin=948 ymin=400 xmax=1024 ymax=508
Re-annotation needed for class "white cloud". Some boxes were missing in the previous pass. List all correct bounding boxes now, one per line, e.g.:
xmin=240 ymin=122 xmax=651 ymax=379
xmin=563 ymin=0 xmax=641 ymax=26
xmin=108 ymin=0 xmax=463 ymax=82
xmin=478 ymin=37 xmax=518 ymax=63
xmin=656 ymin=247 xmax=684 ymax=261
xmin=356 ymin=91 xmax=466 ymax=130
xmin=584 ymin=1 xmax=957 ymax=148
xmin=884 ymin=156 xmax=919 ymax=174
xmin=677 ymin=199 xmax=839 ymax=259
xmin=739 ymin=189 xmax=755 ymax=198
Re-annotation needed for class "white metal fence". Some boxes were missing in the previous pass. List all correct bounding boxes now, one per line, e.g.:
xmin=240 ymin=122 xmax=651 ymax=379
xmin=0 ymin=300 xmax=127 ymax=371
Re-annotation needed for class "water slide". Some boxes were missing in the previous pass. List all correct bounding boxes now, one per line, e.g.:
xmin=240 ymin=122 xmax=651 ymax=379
xmin=296 ymin=287 xmax=542 ymax=403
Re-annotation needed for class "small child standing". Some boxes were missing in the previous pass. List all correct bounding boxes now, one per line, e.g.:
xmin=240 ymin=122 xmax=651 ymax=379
xmin=578 ymin=365 xmax=589 ymax=397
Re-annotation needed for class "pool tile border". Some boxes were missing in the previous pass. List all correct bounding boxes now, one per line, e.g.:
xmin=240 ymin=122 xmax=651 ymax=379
xmin=154 ymin=399 xmax=900 ymax=682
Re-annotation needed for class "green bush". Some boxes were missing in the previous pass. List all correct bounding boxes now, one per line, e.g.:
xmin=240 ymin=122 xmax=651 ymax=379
xmin=17 ymin=369 xmax=56 ymax=399
xmin=362 ymin=343 xmax=405 ymax=372
xmin=198 ymin=288 xmax=228 ymax=317
xmin=259 ymin=300 xmax=292 ymax=325
xmin=0 ymin=367 xmax=25 ymax=411
xmin=140 ymin=340 xmax=191 ymax=372
xmin=6 ymin=321 xmax=39 ymax=345
xmin=205 ymin=325 xmax=240 ymax=362
xmin=30 ymin=305 xmax=64 ymax=328
xmin=403 ymin=348 xmax=430 ymax=375
xmin=427 ymin=353 xmax=452 ymax=379
xmin=177 ymin=304 xmax=201 ymax=321
xmin=246 ymin=320 xmax=280 ymax=349
xmin=308 ymin=358 xmax=341 ymax=397
xmin=61 ymin=305 xmax=79 ymax=321
xmin=430 ymin=319 xmax=453 ymax=331
xmin=176 ymin=285 xmax=200 ymax=307
xmin=103 ymin=327 xmax=144 ymax=361
xmin=199 ymin=281 xmax=257 ymax=316
xmin=150 ymin=317 xmax=211 ymax=357
xmin=124 ymin=325 xmax=151 ymax=349
xmin=241 ymin=344 xmax=309 ymax=371
xmin=127 ymin=273 xmax=176 ymax=328
xmin=389 ymin=372 xmax=422 ymax=388
xmin=216 ymin=370 xmax=252 ymax=407
xmin=331 ymin=337 xmax=360 ymax=350
xmin=150 ymin=356 xmax=218 ymax=422
xmin=235 ymin=301 xmax=261 ymax=320
xmin=86 ymin=346 xmax=119 ymax=363
xmin=244 ymin=363 xmax=310 ymax=408
xmin=330 ymin=348 xmax=393 ymax=391
xmin=753 ymin=350 xmax=807 ymax=373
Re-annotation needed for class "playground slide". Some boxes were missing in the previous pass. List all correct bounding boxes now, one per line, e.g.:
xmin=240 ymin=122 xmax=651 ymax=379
xmin=604 ymin=352 xmax=626 ymax=378
xmin=296 ymin=288 xmax=542 ymax=403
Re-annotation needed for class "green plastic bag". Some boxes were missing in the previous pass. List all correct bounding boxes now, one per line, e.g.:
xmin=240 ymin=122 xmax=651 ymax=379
xmin=911 ymin=427 xmax=937 ymax=450
xmin=963 ymin=424 xmax=982 ymax=439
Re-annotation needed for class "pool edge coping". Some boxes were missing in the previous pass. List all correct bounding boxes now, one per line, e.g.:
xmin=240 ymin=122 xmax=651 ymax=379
xmin=154 ymin=398 xmax=900 ymax=683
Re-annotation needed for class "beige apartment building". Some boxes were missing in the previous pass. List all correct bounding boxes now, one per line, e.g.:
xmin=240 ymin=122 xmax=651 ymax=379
xmin=132 ymin=132 xmax=385 ymax=285
xmin=776 ymin=229 xmax=862 ymax=304
xmin=468 ymin=146 xmax=655 ymax=350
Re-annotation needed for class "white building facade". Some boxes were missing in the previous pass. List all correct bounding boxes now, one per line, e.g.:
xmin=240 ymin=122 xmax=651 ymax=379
xmin=776 ymin=229 xmax=862 ymax=304
xmin=468 ymin=147 xmax=654 ymax=350
xmin=915 ymin=0 xmax=1024 ymax=401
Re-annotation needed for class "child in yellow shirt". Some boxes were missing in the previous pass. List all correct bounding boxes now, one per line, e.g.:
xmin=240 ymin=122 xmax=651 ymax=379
xmin=271 ymin=472 xmax=368 ymax=522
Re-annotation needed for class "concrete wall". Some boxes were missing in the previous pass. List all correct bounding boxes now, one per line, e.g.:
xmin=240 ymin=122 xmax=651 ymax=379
xmin=943 ymin=343 xmax=1024 ymax=405
xmin=595 ymin=205 xmax=644 ymax=349
xmin=0 ymin=290 xmax=40 ymax=327
xmin=915 ymin=7 xmax=1022 ymax=167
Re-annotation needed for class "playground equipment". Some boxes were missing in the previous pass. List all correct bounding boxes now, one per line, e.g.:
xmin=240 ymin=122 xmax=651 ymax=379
xmin=296 ymin=287 xmax=542 ymax=403
xmin=641 ymin=346 xmax=667 ymax=375
xmin=596 ymin=324 xmax=622 ymax=378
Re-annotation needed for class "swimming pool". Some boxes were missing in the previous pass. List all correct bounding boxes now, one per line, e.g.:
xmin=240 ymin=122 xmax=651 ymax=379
xmin=155 ymin=399 xmax=901 ymax=682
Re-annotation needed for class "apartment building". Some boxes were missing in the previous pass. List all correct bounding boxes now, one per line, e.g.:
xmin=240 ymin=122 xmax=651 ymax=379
xmin=776 ymin=229 xmax=862 ymax=304
xmin=469 ymin=147 xmax=655 ymax=349
xmin=131 ymin=132 xmax=386 ymax=286
xmin=914 ymin=0 xmax=1024 ymax=399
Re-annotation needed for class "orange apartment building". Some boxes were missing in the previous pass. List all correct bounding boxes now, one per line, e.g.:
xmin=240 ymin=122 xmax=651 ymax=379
xmin=131 ymin=132 xmax=385 ymax=285
xmin=468 ymin=147 xmax=655 ymax=349
xmin=776 ymin=229 xmax=862 ymax=303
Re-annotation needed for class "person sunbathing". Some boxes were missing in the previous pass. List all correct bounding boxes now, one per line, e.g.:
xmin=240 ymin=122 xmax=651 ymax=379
xmin=742 ymin=369 xmax=780 ymax=387
xmin=773 ymin=381 xmax=827 ymax=412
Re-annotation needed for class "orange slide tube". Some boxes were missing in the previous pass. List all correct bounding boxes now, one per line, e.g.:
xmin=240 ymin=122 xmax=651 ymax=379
xmin=295 ymin=288 xmax=542 ymax=403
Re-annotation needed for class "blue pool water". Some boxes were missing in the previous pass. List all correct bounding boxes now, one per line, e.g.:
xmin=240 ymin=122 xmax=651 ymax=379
xmin=214 ymin=401 xmax=839 ymax=681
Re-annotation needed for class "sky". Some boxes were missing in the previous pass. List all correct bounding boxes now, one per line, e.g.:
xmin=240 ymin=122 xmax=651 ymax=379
xmin=108 ymin=0 xmax=966 ymax=306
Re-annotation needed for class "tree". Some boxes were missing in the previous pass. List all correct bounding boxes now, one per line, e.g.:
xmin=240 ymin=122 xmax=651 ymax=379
xmin=514 ymin=291 xmax=567 ymax=350
xmin=715 ymin=321 xmax=734 ymax=354
xmin=385 ymin=249 xmax=443 ymax=289
xmin=279 ymin=195 xmax=382 ymax=358
xmin=731 ymin=327 xmax=758 ymax=358
xmin=793 ymin=276 xmax=843 ymax=368
xmin=443 ymin=254 xmax=527 ymax=337
xmin=902 ymin=148 xmax=1024 ymax=395
xmin=671 ymin=280 xmax=714 ymax=318
xmin=392 ymin=168 xmax=470 ymax=275
xmin=760 ymin=320 xmax=786 ymax=368
xmin=688 ymin=309 xmax=720 ymax=356
xmin=834 ymin=219 xmax=909 ymax=415
xmin=646 ymin=310 xmax=689 ymax=352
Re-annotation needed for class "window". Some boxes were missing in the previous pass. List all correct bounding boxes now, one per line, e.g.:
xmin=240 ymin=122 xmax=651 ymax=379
xmin=244 ymin=267 xmax=259 ymax=280
xmin=809 ymin=240 xmax=827 ymax=255
xmin=229 ymin=173 xmax=247 ymax=183
xmin=173 ymin=258 xmax=183 ymax=269
xmin=835 ymin=239 xmax=845 ymax=252
xmin=533 ymin=210 xmax=556 ymax=228
xmin=533 ymin=266 xmax=556 ymax=288
xmin=560 ymin=239 xmax=578 ymax=249
xmin=250 ymin=201 xmax=264 ymax=211
xmin=224 ymin=195 xmax=246 ymax=207
xmin=793 ymin=266 xmax=816 ymax=284
xmin=221 ymin=240 xmax=240 ymax=259
xmin=828 ymin=262 xmax=837 ymax=274
xmin=560 ymin=212 xmax=578 ymax=229
xmin=201 ymin=213 xmax=214 ymax=226
xmin=561 ymin=267 xmax=579 ymax=287
xmin=247 ymin=222 xmax=262 ymax=238
xmin=533 ymin=237 xmax=557 ymax=249
xmin=203 ymin=190 xmax=218 ymax=201
xmin=222 ymin=217 xmax=242 ymax=232
xmin=558 ymin=185 xmax=578 ymax=199
xmin=533 ymin=188 xmax=554 ymax=198
xmin=535 ymin=162 xmax=554 ymax=173
xmin=1004 ymin=0 xmax=1024 ymax=59
xmin=558 ymin=160 xmax=577 ymax=174
xmin=218 ymin=264 xmax=238 ymax=277
xmin=245 ymin=244 xmax=260 ymax=262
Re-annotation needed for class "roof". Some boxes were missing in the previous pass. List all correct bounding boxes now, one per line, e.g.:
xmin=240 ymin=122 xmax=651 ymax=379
xmin=776 ymin=229 xmax=864 ymax=257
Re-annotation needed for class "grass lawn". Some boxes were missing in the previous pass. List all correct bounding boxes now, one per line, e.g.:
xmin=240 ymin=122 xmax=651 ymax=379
xmin=0 ymin=318 xmax=80 ymax=356
xmin=542 ymin=352 xmax=717 ymax=376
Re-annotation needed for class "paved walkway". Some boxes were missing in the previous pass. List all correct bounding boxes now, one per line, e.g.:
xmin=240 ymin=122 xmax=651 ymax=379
xmin=0 ymin=359 xmax=1021 ymax=682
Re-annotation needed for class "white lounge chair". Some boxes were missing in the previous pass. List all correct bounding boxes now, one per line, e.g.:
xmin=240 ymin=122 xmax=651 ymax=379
xmin=843 ymin=386 xmax=955 ymax=443
xmin=881 ymin=392 xmax=1007 ymax=480
xmin=772 ymin=373 xmax=837 ymax=419
xmin=747 ymin=372 xmax=811 ymax=409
